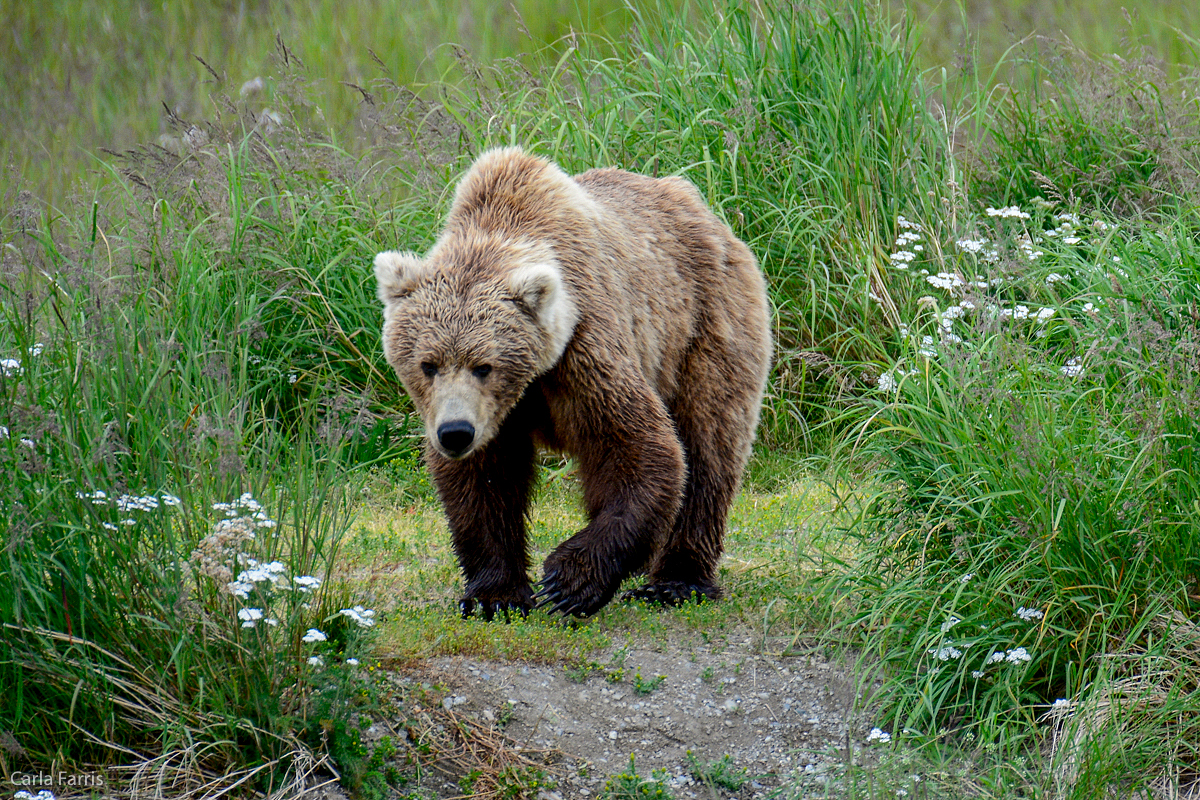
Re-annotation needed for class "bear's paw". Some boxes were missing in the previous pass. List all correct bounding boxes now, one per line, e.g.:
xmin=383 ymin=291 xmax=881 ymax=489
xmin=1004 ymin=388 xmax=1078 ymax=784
xmin=621 ymin=580 xmax=723 ymax=608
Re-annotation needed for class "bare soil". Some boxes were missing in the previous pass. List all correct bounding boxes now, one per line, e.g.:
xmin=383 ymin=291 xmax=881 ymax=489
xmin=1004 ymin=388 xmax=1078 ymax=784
xmin=357 ymin=628 xmax=878 ymax=799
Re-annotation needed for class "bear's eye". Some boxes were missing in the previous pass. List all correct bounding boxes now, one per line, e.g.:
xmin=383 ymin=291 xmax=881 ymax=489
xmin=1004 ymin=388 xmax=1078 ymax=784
xmin=472 ymin=364 xmax=492 ymax=380
xmin=420 ymin=362 xmax=439 ymax=378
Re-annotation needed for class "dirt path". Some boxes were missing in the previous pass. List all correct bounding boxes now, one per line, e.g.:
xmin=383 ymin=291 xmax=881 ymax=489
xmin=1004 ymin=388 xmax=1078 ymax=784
xmin=379 ymin=630 xmax=876 ymax=798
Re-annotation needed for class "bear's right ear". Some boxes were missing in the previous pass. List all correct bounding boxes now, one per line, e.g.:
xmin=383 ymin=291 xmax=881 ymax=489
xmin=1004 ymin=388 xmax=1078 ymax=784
xmin=374 ymin=251 xmax=427 ymax=305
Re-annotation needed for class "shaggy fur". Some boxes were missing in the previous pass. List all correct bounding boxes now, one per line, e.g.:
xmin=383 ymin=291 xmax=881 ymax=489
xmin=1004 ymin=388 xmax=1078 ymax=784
xmin=375 ymin=147 xmax=772 ymax=618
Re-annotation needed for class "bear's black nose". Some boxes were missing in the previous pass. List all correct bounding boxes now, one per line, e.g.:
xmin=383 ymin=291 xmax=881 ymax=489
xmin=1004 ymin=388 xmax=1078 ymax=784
xmin=437 ymin=420 xmax=476 ymax=456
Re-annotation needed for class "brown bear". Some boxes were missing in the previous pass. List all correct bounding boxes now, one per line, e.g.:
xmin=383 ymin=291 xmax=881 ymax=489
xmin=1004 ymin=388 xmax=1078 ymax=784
xmin=374 ymin=147 xmax=771 ymax=619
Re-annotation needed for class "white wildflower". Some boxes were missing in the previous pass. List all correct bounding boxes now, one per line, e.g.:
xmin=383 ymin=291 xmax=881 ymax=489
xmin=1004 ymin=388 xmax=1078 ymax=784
xmin=971 ymin=670 xmax=985 ymax=679
xmin=238 ymin=607 xmax=264 ymax=628
xmin=161 ymin=493 xmax=182 ymax=507
xmin=1061 ymin=358 xmax=1083 ymax=378
xmin=956 ymin=238 xmax=988 ymax=254
xmin=960 ymin=573 xmax=974 ymax=583
xmin=302 ymin=628 xmax=327 ymax=643
xmin=340 ymin=605 xmax=377 ymax=628
xmin=227 ymin=580 xmax=254 ymax=599
xmin=987 ymin=652 xmax=1006 ymax=664
xmin=1016 ymin=606 xmax=1044 ymax=622
xmin=929 ymin=646 xmax=963 ymax=661
xmin=940 ymin=616 xmax=961 ymax=633
xmin=293 ymin=575 xmax=322 ymax=593
xmin=867 ymin=727 xmax=892 ymax=743
xmin=308 ymin=655 xmax=324 ymax=667
xmin=986 ymin=205 xmax=1031 ymax=220
xmin=877 ymin=372 xmax=897 ymax=392
xmin=925 ymin=272 xmax=964 ymax=291
xmin=1045 ymin=273 xmax=1067 ymax=284
xmin=346 ymin=658 xmax=360 ymax=666
xmin=1 ymin=357 xmax=22 ymax=376
xmin=897 ymin=216 xmax=921 ymax=231
xmin=1005 ymin=647 xmax=1032 ymax=664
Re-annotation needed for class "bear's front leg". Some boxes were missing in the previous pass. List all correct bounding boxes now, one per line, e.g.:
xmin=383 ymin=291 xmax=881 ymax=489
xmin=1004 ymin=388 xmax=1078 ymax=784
xmin=535 ymin=392 xmax=685 ymax=616
xmin=427 ymin=420 xmax=538 ymax=621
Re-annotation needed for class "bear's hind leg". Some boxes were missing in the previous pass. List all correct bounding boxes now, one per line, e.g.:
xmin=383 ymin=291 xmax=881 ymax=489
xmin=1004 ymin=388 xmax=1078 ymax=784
xmin=626 ymin=326 xmax=768 ymax=607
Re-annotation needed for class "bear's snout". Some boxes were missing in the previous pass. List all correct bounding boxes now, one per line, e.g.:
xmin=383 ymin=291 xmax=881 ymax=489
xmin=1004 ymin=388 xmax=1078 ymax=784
xmin=437 ymin=420 xmax=476 ymax=457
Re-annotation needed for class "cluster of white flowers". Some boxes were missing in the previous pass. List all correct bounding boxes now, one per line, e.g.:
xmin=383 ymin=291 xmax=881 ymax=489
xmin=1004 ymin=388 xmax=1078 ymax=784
xmin=1060 ymin=358 xmax=1083 ymax=378
xmin=877 ymin=363 xmax=918 ymax=392
xmin=986 ymin=205 xmax=1031 ymax=220
xmin=302 ymin=628 xmax=327 ymax=642
xmin=940 ymin=615 xmax=962 ymax=633
xmin=929 ymin=645 xmax=963 ymax=661
xmin=1016 ymin=233 xmax=1044 ymax=261
xmin=994 ymin=305 xmax=1055 ymax=323
xmin=1042 ymin=213 xmax=1082 ymax=245
xmin=955 ymin=237 xmax=1000 ymax=262
xmin=890 ymin=217 xmax=925 ymax=269
xmin=340 ymin=605 xmax=377 ymax=628
xmin=1016 ymin=606 xmax=1044 ymax=622
xmin=925 ymin=272 xmax=965 ymax=291
xmin=866 ymin=727 xmax=892 ymax=743
xmin=238 ymin=607 xmax=278 ymax=628
xmin=14 ymin=791 xmax=56 ymax=800
xmin=213 ymin=493 xmax=277 ymax=529
xmin=1 ymin=342 xmax=46 ymax=378
xmin=293 ymin=575 xmax=322 ymax=593
xmin=986 ymin=647 xmax=1032 ymax=665
xmin=76 ymin=490 xmax=183 ymax=533
xmin=227 ymin=558 xmax=289 ymax=599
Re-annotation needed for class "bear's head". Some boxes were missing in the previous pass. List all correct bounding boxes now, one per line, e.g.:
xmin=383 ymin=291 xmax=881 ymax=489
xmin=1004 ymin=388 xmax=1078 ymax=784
xmin=374 ymin=237 xmax=578 ymax=459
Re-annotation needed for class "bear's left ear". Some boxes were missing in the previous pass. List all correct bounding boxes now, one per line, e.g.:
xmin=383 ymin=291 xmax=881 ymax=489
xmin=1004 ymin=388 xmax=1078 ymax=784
xmin=374 ymin=251 xmax=427 ymax=305
xmin=506 ymin=262 xmax=579 ymax=372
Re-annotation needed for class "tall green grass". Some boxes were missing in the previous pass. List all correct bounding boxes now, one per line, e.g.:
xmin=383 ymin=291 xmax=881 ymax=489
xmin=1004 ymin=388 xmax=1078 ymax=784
xmin=0 ymin=0 xmax=640 ymax=205
xmin=1 ymin=99 xmax=414 ymax=791
xmin=824 ymin=152 xmax=1200 ymax=795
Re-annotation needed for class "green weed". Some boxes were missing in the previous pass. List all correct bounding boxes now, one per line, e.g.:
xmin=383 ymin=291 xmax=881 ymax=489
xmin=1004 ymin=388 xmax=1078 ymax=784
xmin=686 ymin=751 xmax=749 ymax=791
xmin=602 ymin=754 xmax=674 ymax=800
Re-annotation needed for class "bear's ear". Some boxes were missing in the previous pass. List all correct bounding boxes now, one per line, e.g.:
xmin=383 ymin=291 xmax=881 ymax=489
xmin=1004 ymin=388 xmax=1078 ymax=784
xmin=506 ymin=262 xmax=579 ymax=372
xmin=374 ymin=251 xmax=427 ymax=305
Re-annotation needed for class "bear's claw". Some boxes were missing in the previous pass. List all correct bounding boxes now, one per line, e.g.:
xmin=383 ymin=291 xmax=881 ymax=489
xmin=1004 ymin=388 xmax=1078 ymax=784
xmin=460 ymin=587 xmax=532 ymax=623
xmin=460 ymin=595 xmax=532 ymax=622
xmin=621 ymin=581 xmax=719 ymax=607
xmin=532 ymin=571 xmax=602 ymax=618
